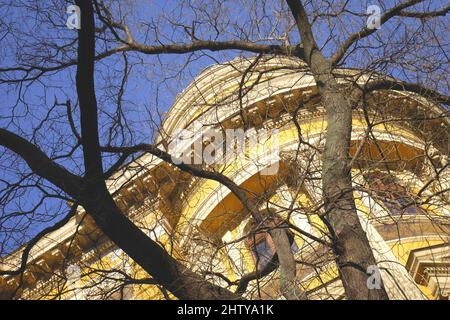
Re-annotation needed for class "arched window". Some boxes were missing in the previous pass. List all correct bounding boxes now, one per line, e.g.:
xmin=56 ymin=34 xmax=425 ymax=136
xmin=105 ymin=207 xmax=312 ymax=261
xmin=244 ymin=216 xmax=299 ymax=271
xmin=364 ymin=171 xmax=425 ymax=215
xmin=245 ymin=232 xmax=276 ymax=271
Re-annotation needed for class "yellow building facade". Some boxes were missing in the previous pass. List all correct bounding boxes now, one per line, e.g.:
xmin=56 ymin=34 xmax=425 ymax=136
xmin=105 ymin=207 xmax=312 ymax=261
xmin=1 ymin=56 xmax=449 ymax=300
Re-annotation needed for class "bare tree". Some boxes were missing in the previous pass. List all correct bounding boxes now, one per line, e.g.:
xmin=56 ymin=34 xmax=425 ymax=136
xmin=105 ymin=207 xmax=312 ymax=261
xmin=0 ymin=0 xmax=448 ymax=300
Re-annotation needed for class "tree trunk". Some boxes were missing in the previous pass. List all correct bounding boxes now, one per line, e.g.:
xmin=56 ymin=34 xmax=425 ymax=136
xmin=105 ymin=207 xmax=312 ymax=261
xmin=310 ymin=54 xmax=389 ymax=300
xmin=270 ymin=227 xmax=306 ymax=300
xmin=81 ymin=185 xmax=240 ymax=300
xmin=319 ymin=75 xmax=390 ymax=300
xmin=73 ymin=0 xmax=239 ymax=300
xmin=286 ymin=0 xmax=389 ymax=299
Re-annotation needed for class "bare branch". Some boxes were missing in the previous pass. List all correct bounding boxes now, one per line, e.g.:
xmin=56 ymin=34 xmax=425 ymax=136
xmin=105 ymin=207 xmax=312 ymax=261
xmin=331 ymin=0 xmax=426 ymax=65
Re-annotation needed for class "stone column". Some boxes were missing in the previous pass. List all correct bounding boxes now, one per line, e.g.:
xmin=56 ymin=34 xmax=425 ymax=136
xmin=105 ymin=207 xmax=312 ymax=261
xmin=353 ymin=174 xmax=426 ymax=300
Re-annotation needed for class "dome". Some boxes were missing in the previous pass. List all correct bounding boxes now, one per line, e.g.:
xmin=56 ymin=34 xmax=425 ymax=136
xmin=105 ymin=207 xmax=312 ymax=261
xmin=157 ymin=55 xmax=449 ymax=155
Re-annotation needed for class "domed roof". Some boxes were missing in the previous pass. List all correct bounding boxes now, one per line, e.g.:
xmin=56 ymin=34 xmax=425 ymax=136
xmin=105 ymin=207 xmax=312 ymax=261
xmin=157 ymin=56 xmax=308 ymax=141
xmin=157 ymin=55 xmax=449 ymax=154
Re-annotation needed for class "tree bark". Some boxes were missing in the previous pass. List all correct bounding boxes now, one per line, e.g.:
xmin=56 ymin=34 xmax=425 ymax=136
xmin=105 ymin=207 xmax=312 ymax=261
xmin=319 ymin=75 xmax=389 ymax=300
xmin=75 ymin=0 xmax=240 ymax=300
xmin=269 ymin=227 xmax=306 ymax=300
xmin=286 ymin=0 xmax=389 ymax=299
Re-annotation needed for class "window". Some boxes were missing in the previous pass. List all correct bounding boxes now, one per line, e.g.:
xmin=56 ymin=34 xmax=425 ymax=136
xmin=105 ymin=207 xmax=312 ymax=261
xmin=252 ymin=237 xmax=275 ymax=271
xmin=245 ymin=218 xmax=299 ymax=271
xmin=364 ymin=172 xmax=424 ymax=215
